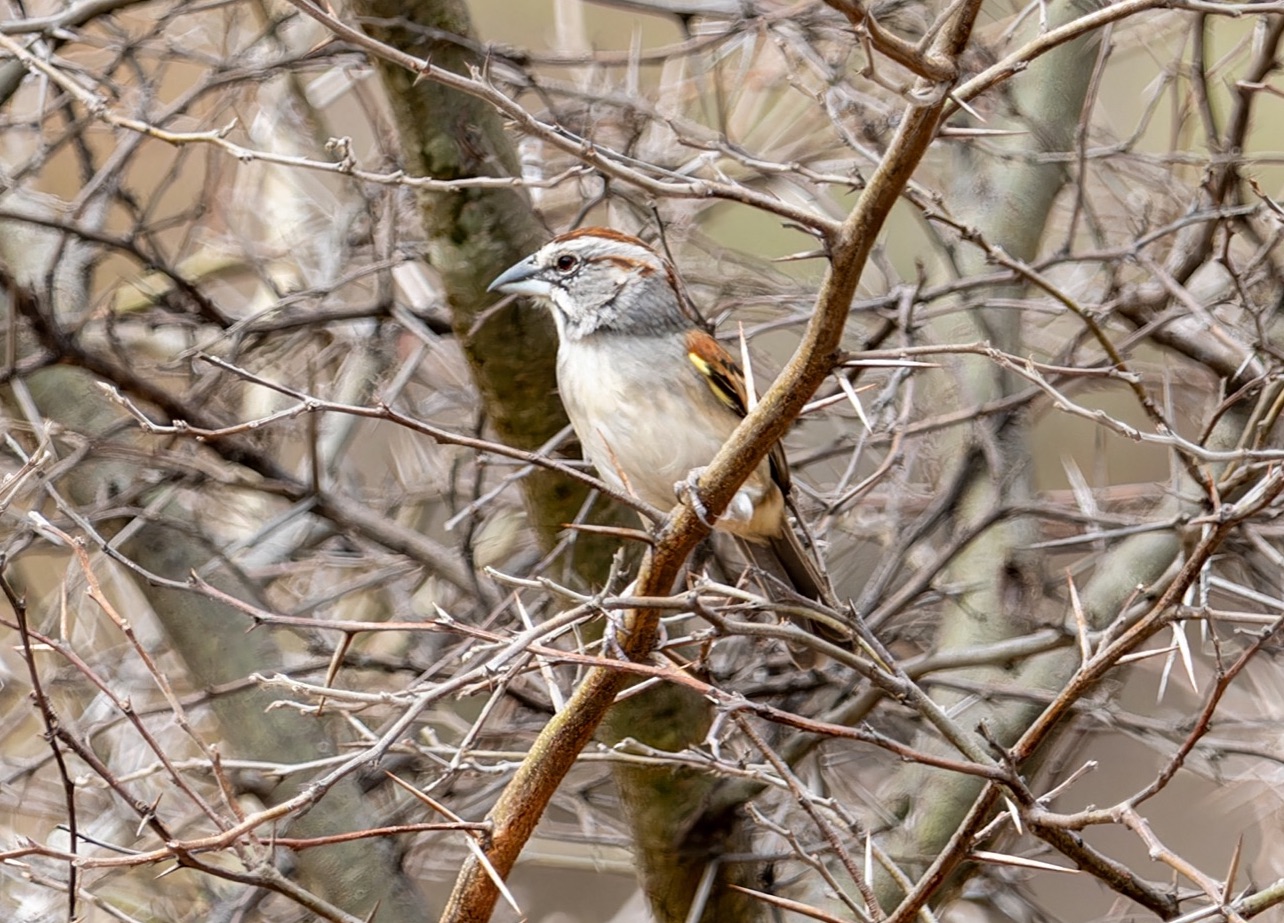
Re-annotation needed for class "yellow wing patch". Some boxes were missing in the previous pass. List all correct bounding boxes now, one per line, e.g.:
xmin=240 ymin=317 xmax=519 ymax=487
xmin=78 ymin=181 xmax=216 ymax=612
xmin=688 ymin=349 xmax=746 ymax=414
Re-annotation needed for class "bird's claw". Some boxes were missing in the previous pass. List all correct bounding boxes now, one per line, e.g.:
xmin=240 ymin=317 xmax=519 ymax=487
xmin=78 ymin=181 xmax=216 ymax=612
xmin=675 ymin=469 xmax=716 ymax=528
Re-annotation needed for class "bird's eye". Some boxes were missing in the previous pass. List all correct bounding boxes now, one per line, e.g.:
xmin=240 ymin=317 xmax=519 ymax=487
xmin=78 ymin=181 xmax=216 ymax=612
xmin=554 ymin=253 xmax=578 ymax=273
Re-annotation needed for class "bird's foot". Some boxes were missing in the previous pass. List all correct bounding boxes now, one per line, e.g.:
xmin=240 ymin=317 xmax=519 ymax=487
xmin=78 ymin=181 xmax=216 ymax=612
xmin=675 ymin=468 xmax=755 ymax=529
xmin=675 ymin=468 xmax=715 ymax=528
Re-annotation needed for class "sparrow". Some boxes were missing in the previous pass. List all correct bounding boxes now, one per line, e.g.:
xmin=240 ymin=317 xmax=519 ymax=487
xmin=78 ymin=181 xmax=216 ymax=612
xmin=488 ymin=227 xmax=835 ymax=625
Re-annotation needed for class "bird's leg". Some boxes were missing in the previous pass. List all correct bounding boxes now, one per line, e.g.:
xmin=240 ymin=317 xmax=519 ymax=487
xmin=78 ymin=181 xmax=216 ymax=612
xmin=675 ymin=467 xmax=715 ymax=527
xmin=676 ymin=467 xmax=756 ymax=530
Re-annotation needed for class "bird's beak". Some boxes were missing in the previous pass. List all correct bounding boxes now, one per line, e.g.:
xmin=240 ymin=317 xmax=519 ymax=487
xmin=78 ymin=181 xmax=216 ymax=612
xmin=487 ymin=255 xmax=551 ymax=298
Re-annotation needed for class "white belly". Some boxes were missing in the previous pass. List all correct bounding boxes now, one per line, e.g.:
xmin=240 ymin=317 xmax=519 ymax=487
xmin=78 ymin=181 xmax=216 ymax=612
xmin=556 ymin=335 xmax=777 ymax=532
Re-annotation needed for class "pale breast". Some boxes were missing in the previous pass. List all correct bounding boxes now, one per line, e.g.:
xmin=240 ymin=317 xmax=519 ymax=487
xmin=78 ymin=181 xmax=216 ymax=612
xmin=556 ymin=333 xmax=777 ymax=533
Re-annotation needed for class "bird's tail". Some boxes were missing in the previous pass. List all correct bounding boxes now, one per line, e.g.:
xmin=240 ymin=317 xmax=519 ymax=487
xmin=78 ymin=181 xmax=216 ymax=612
xmin=743 ymin=528 xmax=849 ymax=644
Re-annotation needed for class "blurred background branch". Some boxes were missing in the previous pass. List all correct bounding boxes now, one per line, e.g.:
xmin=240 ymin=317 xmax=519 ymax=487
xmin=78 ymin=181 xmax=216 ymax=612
xmin=2 ymin=1 xmax=1283 ymax=922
